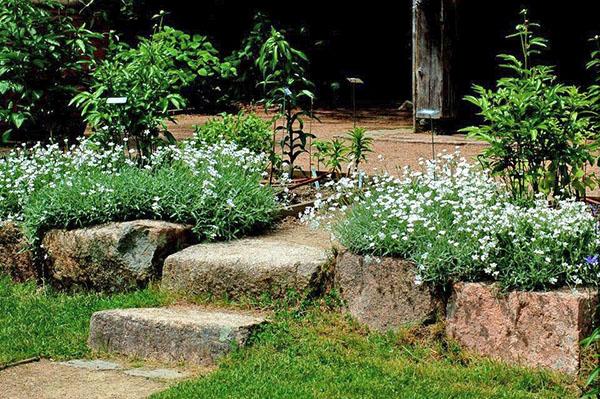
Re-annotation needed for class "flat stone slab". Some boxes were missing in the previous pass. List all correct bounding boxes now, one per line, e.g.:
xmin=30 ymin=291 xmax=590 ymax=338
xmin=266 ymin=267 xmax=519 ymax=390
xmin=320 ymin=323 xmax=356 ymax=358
xmin=58 ymin=359 xmax=122 ymax=371
xmin=335 ymin=252 xmax=442 ymax=331
xmin=42 ymin=220 xmax=194 ymax=292
xmin=89 ymin=307 xmax=266 ymax=365
xmin=161 ymin=238 xmax=329 ymax=299
xmin=446 ymin=282 xmax=599 ymax=375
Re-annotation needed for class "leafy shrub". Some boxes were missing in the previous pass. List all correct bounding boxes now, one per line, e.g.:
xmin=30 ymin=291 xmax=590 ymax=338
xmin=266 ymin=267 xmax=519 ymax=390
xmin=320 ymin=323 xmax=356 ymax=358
xmin=71 ymin=31 xmax=186 ymax=160
xmin=151 ymin=25 xmax=236 ymax=110
xmin=72 ymin=15 xmax=236 ymax=158
xmin=193 ymin=112 xmax=273 ymax=156
xmin=462 ymin=10 xmax=597 ymax=201
xmin=0 ymin=140 xmax=277 ymax=245
xmin=588 ymin=35 xmax=600 ymax=128
xmin=304 ymin=152 xmax=600 ymax=291
xmin=0 ymin=0 xmax=101 ymax=142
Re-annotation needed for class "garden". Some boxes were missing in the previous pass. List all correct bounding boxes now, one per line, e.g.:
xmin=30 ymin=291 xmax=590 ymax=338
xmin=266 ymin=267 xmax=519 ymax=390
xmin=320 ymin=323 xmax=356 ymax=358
xmin=1 ymin=1 xmax=600 ymax=398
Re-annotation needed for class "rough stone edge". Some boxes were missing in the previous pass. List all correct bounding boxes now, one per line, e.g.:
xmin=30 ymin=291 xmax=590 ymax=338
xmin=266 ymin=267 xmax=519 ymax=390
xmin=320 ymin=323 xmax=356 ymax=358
xmin=445 ymin=281 xmax=600 ymax=375
xmin=333 ymin=250 xmax=447 ymax=331
xmin=0 ymin=220 xmax=37 ymax=282
xmin=40 ymin=219 xmax=195 ymax=292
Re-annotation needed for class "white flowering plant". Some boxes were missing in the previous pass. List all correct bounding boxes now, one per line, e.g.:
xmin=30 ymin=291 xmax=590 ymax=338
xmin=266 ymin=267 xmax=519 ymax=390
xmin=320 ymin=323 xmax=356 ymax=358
xmin=1 ymin=139 xmax=277 ymax=245
xmin=303 ymin=151 xmax=600 ymax=291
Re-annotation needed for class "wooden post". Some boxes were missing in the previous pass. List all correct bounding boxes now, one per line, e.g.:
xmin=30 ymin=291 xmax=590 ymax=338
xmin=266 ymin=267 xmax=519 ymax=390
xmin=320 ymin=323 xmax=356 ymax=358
xmin=413 ymin=0 xmax=458 ymax=131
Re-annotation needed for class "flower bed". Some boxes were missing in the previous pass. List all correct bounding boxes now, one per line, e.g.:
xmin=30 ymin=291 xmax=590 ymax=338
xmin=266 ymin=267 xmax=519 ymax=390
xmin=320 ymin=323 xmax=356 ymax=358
xmin=0 ymin=139 xmax=278 ymax=252
xmin=305 ymin=152 xmax=600 ymax=291
xmin=305 ymin=152 xmax=600 ymax=373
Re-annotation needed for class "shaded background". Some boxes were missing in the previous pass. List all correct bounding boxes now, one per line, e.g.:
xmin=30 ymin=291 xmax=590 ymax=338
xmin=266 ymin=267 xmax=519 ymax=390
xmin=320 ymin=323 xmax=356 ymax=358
xmin=113 ymin=0 xmax=598 ymax=118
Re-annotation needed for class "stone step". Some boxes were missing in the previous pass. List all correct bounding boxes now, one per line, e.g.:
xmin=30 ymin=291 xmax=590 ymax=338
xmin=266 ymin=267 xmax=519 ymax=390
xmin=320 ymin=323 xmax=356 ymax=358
xmin=89 ymin=307 xmax=266 ymax=365
xmin=161 ymin=238 xmax=329 ymax=299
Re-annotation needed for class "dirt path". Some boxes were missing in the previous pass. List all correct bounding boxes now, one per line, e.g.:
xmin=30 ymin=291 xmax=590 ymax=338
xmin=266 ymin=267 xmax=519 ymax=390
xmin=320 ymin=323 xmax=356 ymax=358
xmin=0 ymin=359 xmax=192 ymax=399
xmin=167 ymin=108 xmax=486 ymax=175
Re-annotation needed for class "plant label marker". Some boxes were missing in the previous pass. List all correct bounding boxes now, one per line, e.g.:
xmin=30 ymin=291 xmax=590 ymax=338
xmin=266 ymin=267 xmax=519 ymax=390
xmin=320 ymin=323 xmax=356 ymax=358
xmin=311 ymin=167 xmax=320 ymax=190
xmin=346 ymin=77 xmax=364 ymax=128
xmin=106 ymin=97 xmax=128 ymax=104
xmin=416 ymin=108 xmax=440 ymax=161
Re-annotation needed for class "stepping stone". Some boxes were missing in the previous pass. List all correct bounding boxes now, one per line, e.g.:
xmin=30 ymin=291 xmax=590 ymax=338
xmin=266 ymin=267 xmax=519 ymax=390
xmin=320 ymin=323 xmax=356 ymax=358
xmin=59 ymin=359 xmax=122 ymax=371
xmin=161 ymin=238 xmax=329 ymax=299
xmin=124 ymin=368 xmax=189 ymax=380
xmin=89 ymin=307 xmax=266 ymax=365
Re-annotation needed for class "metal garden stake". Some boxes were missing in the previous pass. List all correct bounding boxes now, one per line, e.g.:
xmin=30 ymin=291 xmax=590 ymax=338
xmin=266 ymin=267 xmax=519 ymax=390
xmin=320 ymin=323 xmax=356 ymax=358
xmin=416 ymin=108 xmax=440 ymax=160
xmin=346 ymin=77 xmax=364 ymax=128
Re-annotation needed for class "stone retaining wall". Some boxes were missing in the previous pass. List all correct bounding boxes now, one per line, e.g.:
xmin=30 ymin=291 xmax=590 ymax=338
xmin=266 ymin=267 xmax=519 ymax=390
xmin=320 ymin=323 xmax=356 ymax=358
xmin=335 ymin=251 xmax=443 ymax=331
xmin=335 ymin=251 xmax=599 ymax=375
xmin=446 ymin=282 xmax=598 ymax=375
xmin=43 ymin=220 xmax=194 ymax=292
xmin=0 ymin=221 xmax=36 ymax=282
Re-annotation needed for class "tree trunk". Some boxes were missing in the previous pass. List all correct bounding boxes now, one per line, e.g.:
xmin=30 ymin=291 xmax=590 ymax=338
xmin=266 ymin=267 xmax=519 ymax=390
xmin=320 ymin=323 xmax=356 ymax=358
xmin=413 ymin=0 xmax=459 ymax=131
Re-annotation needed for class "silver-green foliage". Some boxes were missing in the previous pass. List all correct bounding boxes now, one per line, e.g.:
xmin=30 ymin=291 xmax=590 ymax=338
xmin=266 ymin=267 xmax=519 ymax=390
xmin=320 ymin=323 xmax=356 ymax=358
xmin=0 ymin=140 xmax=277 ymax=245
xmin=306 ymin=153 xmax=600 ymax=291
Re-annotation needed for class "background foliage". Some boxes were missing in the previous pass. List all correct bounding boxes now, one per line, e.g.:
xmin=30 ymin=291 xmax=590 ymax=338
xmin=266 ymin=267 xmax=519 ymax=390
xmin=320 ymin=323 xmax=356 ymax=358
xmin=193 ymin=112 xmax=273 ymax=156
xmin=463 ymin=10 xmax=597 ymax=201
xmin=0 ymin=0 xmax=101 ymax=143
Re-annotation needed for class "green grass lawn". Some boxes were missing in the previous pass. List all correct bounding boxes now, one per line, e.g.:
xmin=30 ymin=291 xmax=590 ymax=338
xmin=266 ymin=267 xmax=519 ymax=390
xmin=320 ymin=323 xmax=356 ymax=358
xmin=0 ymin=276 xmax=580 ymax=398
xmin=0 ymin=275 xmax=168 ymax=365
xmin=155 ymin=301 xmax=579 ymax=399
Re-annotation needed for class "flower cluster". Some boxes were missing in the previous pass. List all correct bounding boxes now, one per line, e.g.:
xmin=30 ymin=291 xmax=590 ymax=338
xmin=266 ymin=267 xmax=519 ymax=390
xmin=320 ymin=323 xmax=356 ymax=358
xmin=1 ymin=138 xmax=276 ymax=244
xmin=304 ymin=151 xmax=600 ymax=291
xmin=0 ymin=140 xmax=132 ymax=220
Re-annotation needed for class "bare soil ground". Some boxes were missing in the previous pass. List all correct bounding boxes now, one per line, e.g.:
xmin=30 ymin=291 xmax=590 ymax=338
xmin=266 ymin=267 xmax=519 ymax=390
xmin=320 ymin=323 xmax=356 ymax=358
xmin=0 ymin=360 xmax=168 ymax=399
xmin=167 ymin=107 xmax=486 ymax=175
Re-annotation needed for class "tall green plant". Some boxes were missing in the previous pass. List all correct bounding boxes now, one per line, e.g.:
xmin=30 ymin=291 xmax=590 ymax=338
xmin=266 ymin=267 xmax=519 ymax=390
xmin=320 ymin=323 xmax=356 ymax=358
xmin=258 ymin=28 xmax=316 ymax=178
xmin=0 ymin=0 xmax=101 ymax=143
xmin=347 ymin=127 xmax=373 ymax=172
xmin=462 ymin=9 xmax=597 ymax=201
